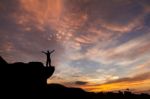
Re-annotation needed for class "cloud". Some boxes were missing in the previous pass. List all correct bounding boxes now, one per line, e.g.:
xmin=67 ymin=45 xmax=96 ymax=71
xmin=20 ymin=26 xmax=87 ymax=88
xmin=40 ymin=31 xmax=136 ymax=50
xmin=81 ymin=32 xmax=150 ymax=66
xmin=106 ymin=34 xmax=150 ymax=60
xmin=75 ymin=81 xmax=88 ymax=85
xmin=70 ymin=58 xmax=101 ymax=74
xmin=134 ymin=60 xmax=150 ymax=71
xmin=83 ymin=72 xmax=150 ymax=92
xmin=105 ymin=72 xmax=150 ymax=84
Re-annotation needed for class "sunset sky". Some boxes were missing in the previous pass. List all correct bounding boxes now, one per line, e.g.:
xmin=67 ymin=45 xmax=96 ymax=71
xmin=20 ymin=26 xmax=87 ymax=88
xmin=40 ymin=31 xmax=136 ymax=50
xmin=0 ymin=0 xmax=150 ymax=94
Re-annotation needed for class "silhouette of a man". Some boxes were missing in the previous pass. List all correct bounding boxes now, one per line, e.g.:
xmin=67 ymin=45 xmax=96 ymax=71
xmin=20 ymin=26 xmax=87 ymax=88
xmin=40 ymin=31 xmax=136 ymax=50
xmin=42 ymin=50 xmax=55 ymax=67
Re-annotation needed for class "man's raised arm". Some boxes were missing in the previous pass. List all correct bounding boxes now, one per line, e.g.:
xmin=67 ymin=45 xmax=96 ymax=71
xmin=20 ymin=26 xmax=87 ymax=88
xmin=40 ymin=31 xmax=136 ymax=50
xmin=50 ymin=50 xmax=55 ymax=54
xmin=42 ymin=51 xmax=47 ymax=54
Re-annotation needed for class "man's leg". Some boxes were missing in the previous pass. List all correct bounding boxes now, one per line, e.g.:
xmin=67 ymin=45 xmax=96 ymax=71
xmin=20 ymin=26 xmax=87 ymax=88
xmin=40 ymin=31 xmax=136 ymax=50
xmin=49 ymin=59 xmax=51 ymax=66
xmin=48 ymin=61 xmax=51 ymax=67
xmin=46 ymin=60 xmax=48 ymax=67
xmin=47 ymin=59 xmax=50 ymax=67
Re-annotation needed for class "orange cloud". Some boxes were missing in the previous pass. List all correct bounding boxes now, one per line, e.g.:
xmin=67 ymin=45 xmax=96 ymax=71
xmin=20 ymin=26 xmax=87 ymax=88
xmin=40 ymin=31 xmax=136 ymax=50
xmin=15 ymin=0 xmax=89 ymax=46
xmin=100 ymin=15 xmax=144 ymax=33
xmin=14 ymin=0 xmax=64 ymax=33
xmin=20 ymin=0 xmax=63 ymax=19
xmin=84 ymin=79 xmax=150 ymax=92
xmin=82 ymin=72 xmax=150 ymax=93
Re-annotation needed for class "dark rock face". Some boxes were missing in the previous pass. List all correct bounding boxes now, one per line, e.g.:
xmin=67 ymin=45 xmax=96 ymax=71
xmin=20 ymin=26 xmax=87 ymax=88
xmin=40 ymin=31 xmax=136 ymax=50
xmin=0 ymin=56 xmax=55 ymax=98
xmin=0 ymin=56 xmax=7 ymax=65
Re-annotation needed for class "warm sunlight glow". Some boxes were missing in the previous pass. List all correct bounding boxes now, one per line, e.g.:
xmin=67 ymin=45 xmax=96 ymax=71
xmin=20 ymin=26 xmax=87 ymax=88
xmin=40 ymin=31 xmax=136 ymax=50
xmin=83 ymin=79 xmax=150 ymax=93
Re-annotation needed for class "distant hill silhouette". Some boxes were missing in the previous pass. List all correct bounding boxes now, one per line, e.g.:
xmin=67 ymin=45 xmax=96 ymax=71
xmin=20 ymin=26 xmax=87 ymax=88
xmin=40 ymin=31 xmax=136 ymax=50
xmin=0 ymin=56 xmax=150 ymax=99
